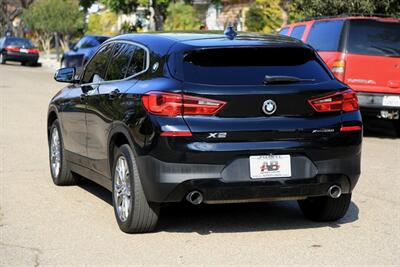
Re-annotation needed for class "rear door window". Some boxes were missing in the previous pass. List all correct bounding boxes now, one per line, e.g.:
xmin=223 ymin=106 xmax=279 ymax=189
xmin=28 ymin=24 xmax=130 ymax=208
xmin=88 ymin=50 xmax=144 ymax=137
xmin=306 ymin=20 xmax=344 ymax=51
xmin=290 ymin=25 xmax=306 ymax=40
xmin=126 ymin=47 xmax=147 ymax=77
xmin=181 ymin=47 xmax=331 ymax=85
xmin=82 ymin=44 xmax=113 ymax=84
xmin=347 ymin=20 xmax=400 ymax=57
xmin=105 ymin=43 xmax=136 ymax=81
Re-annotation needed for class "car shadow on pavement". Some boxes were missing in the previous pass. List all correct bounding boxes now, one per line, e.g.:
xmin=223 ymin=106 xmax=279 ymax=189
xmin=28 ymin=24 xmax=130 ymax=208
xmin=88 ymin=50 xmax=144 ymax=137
xmin=158 ymin=201 xmax=359 ymax=234
xmin=1 ymin=62 xmax=42 ymax=68
xmin=363 ymin=118 xmax=397 ymax=139
xmin=78 ymin=180 xmax=359 ymax=234
xmin=78 ymin=180 xmax=113 ymax=205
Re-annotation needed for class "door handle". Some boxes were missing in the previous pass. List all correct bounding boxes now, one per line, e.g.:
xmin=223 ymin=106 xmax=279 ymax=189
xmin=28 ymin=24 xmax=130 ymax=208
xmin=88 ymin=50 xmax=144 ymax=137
xmin=109 ymin=89 xmax=120 ymax=100
xmin=80 ymin=93 xmax=86 ymax=102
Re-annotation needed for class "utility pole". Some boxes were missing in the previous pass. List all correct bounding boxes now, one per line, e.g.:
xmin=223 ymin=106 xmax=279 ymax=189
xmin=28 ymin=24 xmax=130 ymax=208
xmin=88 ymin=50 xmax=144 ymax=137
xmin=149 ymin=0 xmax=156 ymax=31
xmin=54 ymin=32 xmax=60 ymax=62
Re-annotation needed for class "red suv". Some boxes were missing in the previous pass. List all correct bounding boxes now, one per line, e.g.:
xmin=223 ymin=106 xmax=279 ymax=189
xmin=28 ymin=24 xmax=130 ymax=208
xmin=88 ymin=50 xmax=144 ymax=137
xmin=280 ymin=15 xmax=400 ymax=136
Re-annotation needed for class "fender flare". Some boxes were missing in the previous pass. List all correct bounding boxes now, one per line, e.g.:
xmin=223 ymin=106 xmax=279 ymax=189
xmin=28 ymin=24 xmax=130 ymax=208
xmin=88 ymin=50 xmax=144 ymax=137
xmin=107 ymin=121 xmax=137 ymax=177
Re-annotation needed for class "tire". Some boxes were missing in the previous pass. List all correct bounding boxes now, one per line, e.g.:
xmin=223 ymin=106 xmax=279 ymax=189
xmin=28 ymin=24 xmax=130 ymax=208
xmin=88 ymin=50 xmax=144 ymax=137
xmin=393 ymin=121 xmax=400 ymax=137
xmin=0 ymin=53 xmax=6 ymax=64
xmin=48 ymin=120 xmax=78 ymax=186
xmin=298 ymin=193 xmax=351 ymax=222
xmin=112 ymin=144 xmax=159 ymax=233
xmin=21 ymin=62 xmax=27 ymax=66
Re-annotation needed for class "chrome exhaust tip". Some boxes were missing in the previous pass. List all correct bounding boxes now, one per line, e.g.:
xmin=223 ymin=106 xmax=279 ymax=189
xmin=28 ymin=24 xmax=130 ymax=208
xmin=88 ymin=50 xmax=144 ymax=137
xmin=328 ymin=185 xmax=342 ymax=199
xmin=186 ymin=191 xmax=203 ymax=205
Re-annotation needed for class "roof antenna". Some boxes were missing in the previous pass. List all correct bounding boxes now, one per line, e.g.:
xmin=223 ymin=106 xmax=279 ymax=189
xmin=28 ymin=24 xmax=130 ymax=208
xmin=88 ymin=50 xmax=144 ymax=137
xmin=224 ymin=25 xmax=237 ymax=40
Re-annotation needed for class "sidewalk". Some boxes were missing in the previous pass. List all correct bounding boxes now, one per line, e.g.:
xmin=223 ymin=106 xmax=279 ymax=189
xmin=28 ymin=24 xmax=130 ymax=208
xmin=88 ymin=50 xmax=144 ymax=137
xmin=38 ymin=53 xmax=60 ymax=71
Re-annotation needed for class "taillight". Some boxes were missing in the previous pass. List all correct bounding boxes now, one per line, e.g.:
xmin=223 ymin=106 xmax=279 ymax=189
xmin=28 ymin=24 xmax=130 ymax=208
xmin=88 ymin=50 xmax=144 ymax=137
xmin=5 ymin=46 xmax=20 ymax=52
xmin=309 ymin=89 xmax=359 ymax=113
xmin=28 ymin=48 xmax=39 ymax=54
xmin=141 ymin=91 xmax=226 ymax=116
xmin=331 ymin=60 xmax=345 ymax=81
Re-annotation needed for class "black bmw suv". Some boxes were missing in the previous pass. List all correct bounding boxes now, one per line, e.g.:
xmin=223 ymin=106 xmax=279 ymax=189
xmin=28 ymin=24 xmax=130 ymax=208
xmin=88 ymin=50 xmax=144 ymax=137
xmin=48 ymin=31 xmax=362 ymax=233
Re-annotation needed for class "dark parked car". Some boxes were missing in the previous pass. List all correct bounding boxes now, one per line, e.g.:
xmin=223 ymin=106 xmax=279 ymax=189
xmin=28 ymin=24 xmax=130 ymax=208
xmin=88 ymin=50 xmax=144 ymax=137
xmin=48 ymin=31 xmax=362 ymax=233
xmin=61 ymin=35 xmax=109 ymax=68
xmin=0 ymin=37 xmax=39 ymax=66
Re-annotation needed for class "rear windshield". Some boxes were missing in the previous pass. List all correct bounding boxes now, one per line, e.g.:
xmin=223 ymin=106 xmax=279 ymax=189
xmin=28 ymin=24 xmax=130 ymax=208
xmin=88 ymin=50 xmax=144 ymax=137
xmin=182 ymin=47 xmax=331 ymax=85
xmin=347 ymin=20 xmax=400 ymax=57
xmin=5 ymin=38 xmax=34 ymax=48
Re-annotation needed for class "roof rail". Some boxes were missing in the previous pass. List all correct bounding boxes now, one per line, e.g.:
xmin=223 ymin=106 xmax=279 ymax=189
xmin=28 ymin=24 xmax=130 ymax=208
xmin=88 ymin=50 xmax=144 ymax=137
xmin=297 ymin=13 xmax=397 ymax=22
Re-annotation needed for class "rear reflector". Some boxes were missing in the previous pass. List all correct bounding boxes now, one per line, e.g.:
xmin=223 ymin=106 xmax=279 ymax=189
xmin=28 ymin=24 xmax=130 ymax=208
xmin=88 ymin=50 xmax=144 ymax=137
xmin=340 ymin=126 xmax=362 ymax=132
xmin=160 ymin=131 xmax=193 ymax=137
xmin=308 ymin=89 xmax=359 ymax=113
xmin=142 ymin=91 xmax=226 ymax=116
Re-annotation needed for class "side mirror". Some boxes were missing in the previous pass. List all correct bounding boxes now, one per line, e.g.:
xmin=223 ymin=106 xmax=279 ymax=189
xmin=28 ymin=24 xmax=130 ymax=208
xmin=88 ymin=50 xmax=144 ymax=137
xmin=54 ymin=67 xmax=76 ymax=83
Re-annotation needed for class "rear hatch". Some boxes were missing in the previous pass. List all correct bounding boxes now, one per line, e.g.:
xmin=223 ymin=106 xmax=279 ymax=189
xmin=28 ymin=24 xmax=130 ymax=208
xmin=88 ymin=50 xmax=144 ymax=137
xmin=176 ymin=45 xmax=349 ymax=141
xmin=4 ymin=37 xmax=37 ymax=54
xmin=344 ymin=19 xmax=400 ymax=94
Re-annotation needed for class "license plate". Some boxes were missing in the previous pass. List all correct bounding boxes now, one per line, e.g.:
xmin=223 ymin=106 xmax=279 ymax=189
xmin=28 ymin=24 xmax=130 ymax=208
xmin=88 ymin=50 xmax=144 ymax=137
xmin=382 ymin=96 xmax=400 ymax=107
xmin=250 ymin=155 xmax=291 ymax=179
xmin=20 ymin=49 xmax=28 ymax=53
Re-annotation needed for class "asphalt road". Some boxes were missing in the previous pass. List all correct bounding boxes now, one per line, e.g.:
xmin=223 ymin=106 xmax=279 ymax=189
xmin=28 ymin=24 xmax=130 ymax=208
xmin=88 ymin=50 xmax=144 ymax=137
xmin=1 ymin=63 xmax=399 ymax=266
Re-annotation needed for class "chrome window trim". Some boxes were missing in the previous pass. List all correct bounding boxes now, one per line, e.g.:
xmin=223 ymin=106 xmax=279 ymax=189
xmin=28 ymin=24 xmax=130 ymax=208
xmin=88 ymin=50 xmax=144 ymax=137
xmin=80 ymin=39 xmax=150 ymax=86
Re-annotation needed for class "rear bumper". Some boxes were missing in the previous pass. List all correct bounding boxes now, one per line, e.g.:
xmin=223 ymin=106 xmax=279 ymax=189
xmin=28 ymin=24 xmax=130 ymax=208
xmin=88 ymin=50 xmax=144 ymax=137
xmin=4 ymin=51 xmax=39 ymax=62
xmin=136 ymin=152 xmax=361 ymax=203
xmin=357 ymin=90 xmax=400 ymax=110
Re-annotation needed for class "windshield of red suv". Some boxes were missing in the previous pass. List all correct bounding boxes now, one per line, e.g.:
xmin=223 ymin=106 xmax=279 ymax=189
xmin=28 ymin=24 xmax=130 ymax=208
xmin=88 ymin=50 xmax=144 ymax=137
xmin=347 ymin=19 xmax=400 ymax=57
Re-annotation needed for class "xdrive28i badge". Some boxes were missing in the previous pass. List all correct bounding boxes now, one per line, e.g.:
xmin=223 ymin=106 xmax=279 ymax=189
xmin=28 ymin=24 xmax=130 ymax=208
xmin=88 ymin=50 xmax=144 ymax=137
xmin=262 ymin=99 xmax=277 ymax=115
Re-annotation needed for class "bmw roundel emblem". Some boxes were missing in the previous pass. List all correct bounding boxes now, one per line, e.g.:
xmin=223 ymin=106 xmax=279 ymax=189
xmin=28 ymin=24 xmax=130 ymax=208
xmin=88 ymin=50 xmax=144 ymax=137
xmin=262 ymin=99 xmax=277 ymax=115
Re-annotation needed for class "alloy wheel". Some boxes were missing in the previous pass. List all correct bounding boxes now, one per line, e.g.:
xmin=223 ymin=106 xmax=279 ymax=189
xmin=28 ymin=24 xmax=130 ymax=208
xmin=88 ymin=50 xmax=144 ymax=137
xmin=50 ymin=127 xmax=61 ymax=178
xmin=114 ymin=156 xmax=131 ymax=222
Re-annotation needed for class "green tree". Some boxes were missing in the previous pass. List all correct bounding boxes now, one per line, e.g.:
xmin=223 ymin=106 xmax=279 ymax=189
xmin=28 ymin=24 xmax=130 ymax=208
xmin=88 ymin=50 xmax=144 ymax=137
xmin=87 ymin=11 xmax=118 ymax=36
xmin=290 ymin=0 xmax=400 ymax=19
xmin=245 ymin=0 xmax=283 ymax=33
xmin=101 ymin=0 xmax=139 ymax=14
xmin=79 ymin=0 xmax=96 ymax=10
xmin=164 ymin=1 xmax=201 ymax=31
xmin=245 ymin=4 xmax=267 ymax=32
xmin=23 ymin=0 xmax=85 ymax=56
xmin=0 ymin=0 xmax=34 ymax=35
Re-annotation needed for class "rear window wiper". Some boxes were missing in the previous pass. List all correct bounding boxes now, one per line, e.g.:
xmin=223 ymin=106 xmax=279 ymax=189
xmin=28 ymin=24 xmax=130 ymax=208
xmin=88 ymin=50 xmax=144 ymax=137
xmin=264 ymin=75 xmax=315 ymax=85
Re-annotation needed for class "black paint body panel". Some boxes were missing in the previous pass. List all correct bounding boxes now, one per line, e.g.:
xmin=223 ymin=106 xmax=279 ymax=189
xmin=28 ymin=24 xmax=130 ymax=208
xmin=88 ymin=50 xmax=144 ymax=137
xmin=47 ymin=33 xmax=362 ymax=203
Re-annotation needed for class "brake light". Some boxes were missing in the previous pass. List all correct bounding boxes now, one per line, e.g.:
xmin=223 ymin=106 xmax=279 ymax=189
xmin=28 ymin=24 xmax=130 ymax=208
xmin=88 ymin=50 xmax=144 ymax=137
xmin=141 ymin=91 xmax=226 ymax=116
xmin=309 ymin=89 xmax=359 ymax=113
xmin=5 ymin=46 xmax=20 ymax=52
xmin=28 ymin=48 xmax=39 ymax=54
xmin=331 ymin=60 xmax=345 ymax=81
